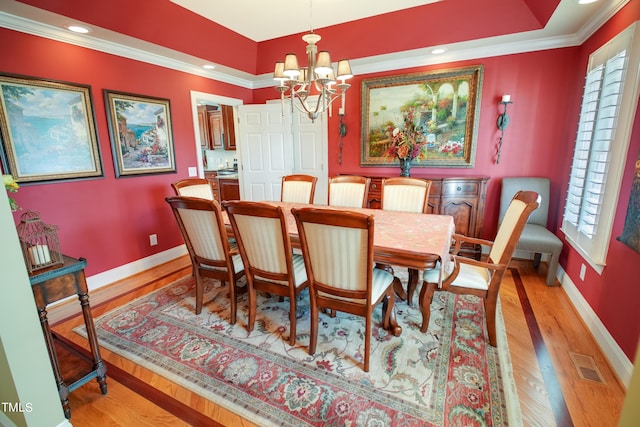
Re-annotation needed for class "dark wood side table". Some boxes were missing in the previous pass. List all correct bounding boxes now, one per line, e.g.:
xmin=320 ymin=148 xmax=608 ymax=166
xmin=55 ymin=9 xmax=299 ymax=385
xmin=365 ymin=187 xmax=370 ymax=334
xmin=29 ymin=255 xmax=107 ymax=419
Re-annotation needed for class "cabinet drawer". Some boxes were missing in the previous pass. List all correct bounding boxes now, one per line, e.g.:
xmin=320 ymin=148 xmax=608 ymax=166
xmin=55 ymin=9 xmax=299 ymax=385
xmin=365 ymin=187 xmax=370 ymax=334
xmin=368 ymin=178 xmax=382 ymax=197
xmin=441 ymin=180 xmax=480 ymax=196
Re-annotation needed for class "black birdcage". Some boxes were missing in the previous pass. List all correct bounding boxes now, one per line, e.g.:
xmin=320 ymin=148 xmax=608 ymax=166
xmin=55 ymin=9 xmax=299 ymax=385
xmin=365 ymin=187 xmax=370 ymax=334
xmin=16 ymin=210 xmax=64 ymax=273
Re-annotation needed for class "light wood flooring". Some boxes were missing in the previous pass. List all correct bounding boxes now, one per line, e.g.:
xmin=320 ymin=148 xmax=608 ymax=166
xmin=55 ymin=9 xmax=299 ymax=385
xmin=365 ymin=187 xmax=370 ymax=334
xmin=50 ymin=257 xmax=626 ymax=426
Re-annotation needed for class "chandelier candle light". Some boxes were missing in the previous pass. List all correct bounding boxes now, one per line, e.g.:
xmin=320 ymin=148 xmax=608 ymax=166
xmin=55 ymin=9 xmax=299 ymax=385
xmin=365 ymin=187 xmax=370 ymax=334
xmin=274 ymin=30 xmax=353 ymax=122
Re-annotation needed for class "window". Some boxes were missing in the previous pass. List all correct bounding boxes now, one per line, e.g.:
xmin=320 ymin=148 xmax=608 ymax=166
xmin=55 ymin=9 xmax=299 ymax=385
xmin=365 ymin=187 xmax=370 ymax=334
xmin=562 ymin=22 xmax=640 ymax=271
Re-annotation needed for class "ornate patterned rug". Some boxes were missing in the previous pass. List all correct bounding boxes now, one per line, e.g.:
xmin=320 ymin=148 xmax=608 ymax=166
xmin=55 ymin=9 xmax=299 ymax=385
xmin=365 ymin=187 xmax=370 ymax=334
xmin=76 ymin=272 xmax=522 ymax=426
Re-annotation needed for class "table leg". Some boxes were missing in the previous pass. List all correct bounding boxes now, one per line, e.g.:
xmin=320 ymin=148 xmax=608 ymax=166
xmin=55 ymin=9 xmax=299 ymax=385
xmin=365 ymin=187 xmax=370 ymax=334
xmin=419 ymin=280 xmax=437 ymax=333
xmin=77 ymin=271 xmax=108 ymax=395
xmin=38 ymin=307 xmax=71 ymax=419
xmin=405 ymin=268 xmax=420 ymax=306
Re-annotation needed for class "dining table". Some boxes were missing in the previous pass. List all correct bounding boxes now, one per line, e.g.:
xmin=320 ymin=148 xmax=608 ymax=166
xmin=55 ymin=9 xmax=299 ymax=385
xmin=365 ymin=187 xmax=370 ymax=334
xmin=222 ymin=201 xmax=455 ymax=336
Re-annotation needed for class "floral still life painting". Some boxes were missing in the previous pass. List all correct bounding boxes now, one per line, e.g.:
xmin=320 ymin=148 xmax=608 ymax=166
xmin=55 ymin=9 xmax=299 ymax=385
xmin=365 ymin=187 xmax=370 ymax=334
xmin=0 ymin=74 xmax=103 ymax=183
xmin=104 ymin=90 xmax=175 ymax=177
xmin=361 ymin=66 xmax=483 ymax=168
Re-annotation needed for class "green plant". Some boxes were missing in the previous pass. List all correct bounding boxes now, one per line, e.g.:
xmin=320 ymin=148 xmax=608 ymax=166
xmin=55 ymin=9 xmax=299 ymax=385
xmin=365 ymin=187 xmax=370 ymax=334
xmin=3 ymin=174 xmax=19 ymax=211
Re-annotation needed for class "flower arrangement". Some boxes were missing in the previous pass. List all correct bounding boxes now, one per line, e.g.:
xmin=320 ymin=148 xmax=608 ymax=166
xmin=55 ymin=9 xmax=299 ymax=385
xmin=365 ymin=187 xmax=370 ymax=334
xmin=3 ymin=174 xmax=20 ymax=212
xmin=385 ymin=106 xmax=427 ymax=161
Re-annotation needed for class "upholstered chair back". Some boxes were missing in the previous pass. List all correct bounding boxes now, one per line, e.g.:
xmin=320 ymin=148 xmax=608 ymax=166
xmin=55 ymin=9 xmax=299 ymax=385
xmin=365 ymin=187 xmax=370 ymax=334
xmin=381 ymin=177 xmax=432 ymax=213
xmin=172 ymin=178 xmax=214 ymax=200
xmin=328 ymin=176 xmax=371 ymax=208
xmin=281 ymin=174 xmax=318 ymax=204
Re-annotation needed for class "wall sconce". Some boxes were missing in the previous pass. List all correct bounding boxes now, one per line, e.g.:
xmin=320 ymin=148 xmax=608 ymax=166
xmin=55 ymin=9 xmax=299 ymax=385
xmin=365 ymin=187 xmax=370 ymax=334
xmin=496 ymin=94 xmax=513 ymax=164
xmin=338 ymin=108 xmax=347 ymax=164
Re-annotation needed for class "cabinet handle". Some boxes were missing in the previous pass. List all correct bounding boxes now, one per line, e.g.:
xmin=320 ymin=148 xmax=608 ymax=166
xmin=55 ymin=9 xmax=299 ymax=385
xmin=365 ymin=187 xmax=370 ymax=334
xmin=457 ymin=186 xmax=462 ymax=191
xmin=371 ymin=183 xmax=377 ymax=189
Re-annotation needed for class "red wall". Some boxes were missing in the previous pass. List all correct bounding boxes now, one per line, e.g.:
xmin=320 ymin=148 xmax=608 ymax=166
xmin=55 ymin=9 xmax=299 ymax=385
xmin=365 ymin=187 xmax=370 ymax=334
xmin=3 ymin=2 xmax=640 ymax=360
xmin=255 ymin=48 xmax=581 ymax=239
xmin=2 ymin=28 xmax=253 ymax=277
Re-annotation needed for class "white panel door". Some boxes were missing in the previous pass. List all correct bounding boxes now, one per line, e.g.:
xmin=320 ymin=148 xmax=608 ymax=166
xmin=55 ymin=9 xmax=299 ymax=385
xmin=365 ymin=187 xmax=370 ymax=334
xmin=237 ymin=104 xmax=293 ymax=201
xmin=291 ymin=106 xmax=328 ymax=204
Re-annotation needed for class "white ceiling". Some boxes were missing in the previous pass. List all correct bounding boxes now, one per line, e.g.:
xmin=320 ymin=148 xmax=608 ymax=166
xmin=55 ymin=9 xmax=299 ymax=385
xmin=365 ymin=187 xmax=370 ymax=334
xmin=170 ymin=0 xmax=442 ymax=42
xmin=169 ymin=0 xmax=613 ymax=43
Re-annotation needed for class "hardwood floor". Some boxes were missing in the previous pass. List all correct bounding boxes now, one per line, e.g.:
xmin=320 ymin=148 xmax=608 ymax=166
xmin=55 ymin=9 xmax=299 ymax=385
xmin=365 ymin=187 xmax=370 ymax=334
xmin=50 ymin=257 xmax=626 ymax=426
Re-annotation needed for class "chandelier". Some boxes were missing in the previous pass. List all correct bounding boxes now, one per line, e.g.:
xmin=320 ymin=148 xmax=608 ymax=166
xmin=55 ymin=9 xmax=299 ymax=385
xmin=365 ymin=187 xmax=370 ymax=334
xmin=273 ymin=30 xmax=353 ymax=122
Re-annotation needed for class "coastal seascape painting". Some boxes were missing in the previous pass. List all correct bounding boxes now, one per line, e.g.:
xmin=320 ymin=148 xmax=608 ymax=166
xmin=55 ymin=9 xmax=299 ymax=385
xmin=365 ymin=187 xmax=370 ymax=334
xmin=104 ymin=90 xmax=175 ymax=177
xmin=0 ymin=74 xmax=103 ymax=183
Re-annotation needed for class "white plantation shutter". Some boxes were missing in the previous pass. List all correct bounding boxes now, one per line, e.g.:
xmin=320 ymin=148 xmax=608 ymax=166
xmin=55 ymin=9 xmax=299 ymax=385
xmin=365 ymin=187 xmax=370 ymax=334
xmin=562 ymin=22 xmax=640 ymax=269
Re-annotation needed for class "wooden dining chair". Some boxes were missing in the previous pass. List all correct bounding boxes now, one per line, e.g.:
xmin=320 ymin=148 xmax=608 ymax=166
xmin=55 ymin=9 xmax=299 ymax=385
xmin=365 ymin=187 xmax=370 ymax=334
xmin=165 ymin=196 xmax=245 ymax=322
xmin=172 ymin=178 xmax=214 ymax=200
xmin=292 ymin=207 xmax=395 ymax=372
xmin=328 ymin=175 xmax=371 ymax=208
xmin=381 ymin=177 xmax=432 ymax=213
xmin=380 ymin=177 xmax=433 ymax=304
xmin=222 ymin=200 xmax=309 ymax=345
xmin=421 ymin=190 xmax=540 ymax=346
xmin=281 ymin=174 xmax=318 ymax=204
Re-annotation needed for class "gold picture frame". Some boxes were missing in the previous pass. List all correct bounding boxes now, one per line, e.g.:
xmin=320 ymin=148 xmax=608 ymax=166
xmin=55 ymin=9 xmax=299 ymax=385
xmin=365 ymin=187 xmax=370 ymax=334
xmin=0 ymin=73 xmax=103 ymax=183
xmin=361 ymin=65 xmax=483 ymax=168
xmin=104 ymin=90 xmax=175 ymax=177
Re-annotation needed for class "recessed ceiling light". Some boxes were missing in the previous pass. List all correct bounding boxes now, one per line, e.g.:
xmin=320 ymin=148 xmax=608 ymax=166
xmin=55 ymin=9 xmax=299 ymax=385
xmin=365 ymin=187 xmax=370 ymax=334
xmin=202 ymin=64 xmax=215 ymax=70
xmin=431 ymin=48 xmax=446 ymax=54
xmin=577 ymin=0 xmax=598 ymax=4
xmin=67 ymin=25 xmax=90 ymax=34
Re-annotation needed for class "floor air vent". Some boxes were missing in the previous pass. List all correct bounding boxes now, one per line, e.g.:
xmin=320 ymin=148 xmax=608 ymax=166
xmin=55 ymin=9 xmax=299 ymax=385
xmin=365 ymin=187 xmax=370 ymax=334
xmin=569 ymin=352 xmax=605 ymax=384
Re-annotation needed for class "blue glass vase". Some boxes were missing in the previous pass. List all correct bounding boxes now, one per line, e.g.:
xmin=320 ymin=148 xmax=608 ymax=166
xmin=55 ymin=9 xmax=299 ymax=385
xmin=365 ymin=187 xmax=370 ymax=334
xmin=399 ymin=158 xmax=412 ymax=177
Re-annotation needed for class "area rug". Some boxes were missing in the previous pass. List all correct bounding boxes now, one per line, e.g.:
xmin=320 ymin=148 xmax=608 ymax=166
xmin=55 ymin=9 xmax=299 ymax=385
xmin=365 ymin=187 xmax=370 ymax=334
xmin=76 ymin=271 xmax=522 ymax=426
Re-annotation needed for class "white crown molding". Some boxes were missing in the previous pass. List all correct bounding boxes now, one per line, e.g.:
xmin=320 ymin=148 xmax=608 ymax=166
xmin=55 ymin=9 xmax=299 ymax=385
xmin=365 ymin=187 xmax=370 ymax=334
xmin=0 ymin=0 xmax=630 ymax=91
xmin=0 ymin=9 xmax=256 ymax=89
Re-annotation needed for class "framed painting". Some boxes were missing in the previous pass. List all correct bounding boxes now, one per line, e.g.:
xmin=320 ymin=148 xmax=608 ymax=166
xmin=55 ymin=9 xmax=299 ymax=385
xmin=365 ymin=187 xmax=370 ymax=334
xmin=361 ymin=65 xmax=483 ymax=168
xmin=0 ymin=74 xmax=103 ymax=183
xmin=104 ymin=90 xmax=175 ymax=177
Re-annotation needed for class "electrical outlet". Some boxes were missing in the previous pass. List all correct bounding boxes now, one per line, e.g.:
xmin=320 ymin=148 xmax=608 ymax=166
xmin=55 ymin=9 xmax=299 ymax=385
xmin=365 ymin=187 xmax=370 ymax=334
xmin=579 ymin=263 xmax=586 ymax=281
xmin=149 ymin=234 xmax=158 ymax=246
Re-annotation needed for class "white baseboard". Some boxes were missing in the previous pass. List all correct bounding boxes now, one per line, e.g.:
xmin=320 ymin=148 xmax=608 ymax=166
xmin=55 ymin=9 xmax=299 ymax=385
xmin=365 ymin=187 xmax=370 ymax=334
xmin=558 ymin=265 xmax=633 ymax=388
xmin=86 ymin=245 xmax=188 ymax=292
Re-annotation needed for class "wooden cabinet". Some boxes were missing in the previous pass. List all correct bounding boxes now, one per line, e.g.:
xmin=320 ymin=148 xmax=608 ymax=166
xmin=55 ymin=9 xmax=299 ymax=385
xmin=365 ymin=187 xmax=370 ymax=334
xmin=197 ymin=105 xmax=211 ymax=148
xmin=208 ymin=110 xmax=224 ymax=149
xmin=204 ymin=172 xmax=240 ymax=202
xmin=198 ymin=105 xmax=235 ymax=151
xmin=365 ymin=175 xmax=489 ymax=258
xmin=198 ymin=105 xmax=221 ymax=150
xmin=204 ymin=171 xmax=221 ymax=202
xmin=219 ymin=178 xmax=240 ymax=201
xmin=221 ymin=105 xmax=236 ymax=150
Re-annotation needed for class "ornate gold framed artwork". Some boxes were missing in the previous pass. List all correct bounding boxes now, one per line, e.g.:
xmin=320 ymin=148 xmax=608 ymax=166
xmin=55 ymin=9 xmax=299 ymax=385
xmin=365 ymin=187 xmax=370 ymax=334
xmin=361 ymin=65 xmax=483 ymax=168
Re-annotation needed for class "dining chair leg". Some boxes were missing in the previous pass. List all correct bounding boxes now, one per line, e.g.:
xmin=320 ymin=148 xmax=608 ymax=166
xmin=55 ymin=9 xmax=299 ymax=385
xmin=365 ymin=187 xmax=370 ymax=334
xmin=289 ymin=298 xmax=296 ymax=346
xmin=308 ymin=300 xmax=319 ymax=355
xmin=194 ymin=272 xmax=204 ymax=315
xmin=228 ymin=283 xmax=237 ymax=325
xmin=419 ymin=281 xmax=437 ymax=333
xmin=247 ymin=286 xmax=257 ymax=333
xmin=483 ymin=295 xmax=498 ymax=347
xmin=381 ymin=293 xmax=401 ymax=336
xmin=364 ymin=315 xmax=371 ymax=372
